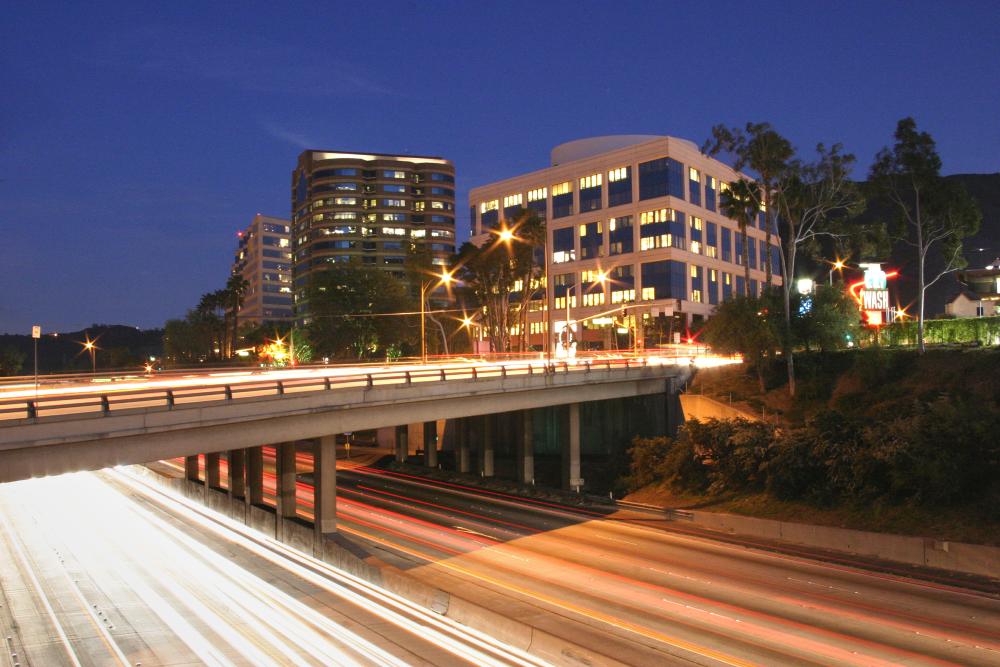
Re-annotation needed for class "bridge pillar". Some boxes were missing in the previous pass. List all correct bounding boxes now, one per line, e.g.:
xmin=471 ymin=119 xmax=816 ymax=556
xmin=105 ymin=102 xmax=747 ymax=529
xmin=227 ymin=449 xmax=245 ymax=499
xmin=204 ymin=452 xmax=220 ymax=489
xmin=458 ymin=417 xmax=470 ymax=474
xmin=423 ymin=420 xmax=438 ymax=468
xmin=314 ymin=435 xmax=337 ymax=542
xmin=184 ymin=455 xmax=199 ymax=482
xmin=518 ymin=410 xmax=534 ymax=484
xmin=563 ymin=403 xmax=581 ymax=492
xmin=277 ymin=442 xmax=297 ymax=519
xmin=481 ymin=414 xmax=494 ymax=477
xmin=246 ymin=446 xmax=264 ymax=506
xmin=394 ymin=425 xmax=408 ymax=463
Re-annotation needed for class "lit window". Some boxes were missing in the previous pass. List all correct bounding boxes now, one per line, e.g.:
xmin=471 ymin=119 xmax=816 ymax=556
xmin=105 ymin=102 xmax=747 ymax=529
xmin=710 ymin=269 xmax=717 ymax=281
xmin=383 ymin=170 xmax=407 ymax=179
xmin=411 ymin=229 xmax=427 ymax=238
xmin=552 ymin=250 xmax=574 ymax=264
xmin=707 ymin=176 xmax=717 ymax=189
xmin=334 ymin=197 xmax=358 ymax=205
xmin=381 ymin=227 xmax=406 ymax=236
xmin=639 ymin=208 xmax=676 ymax=224
xmin=690 ymin=265 xmax=698 ymax=278
xmin=580 ymin=174 xmax=602 ymax=189
xmin=480 ymin=200 xmax=499 ymax=213
xmin=641 ymin=287 xmax=656 ymax=300
xmin=552 ymin=181 xmax=572 ymax=196
xmin=690 ymin=241 xmax=702 ymax=254
xmin=689 ymin=167 xmax=700 ymax=182
xmin=583 ymin=292 xmax=605 ymax=306
xmin=608 ymin=167 xmax=629 ymax=182
xmin=503 ymin=194 xmax=523 ymax=208
xmin=333 ymin=212 xmax=356 ymax=220
xmin=611 ymin=289 xmax=635 ymax=303
xmin=414 ymin=201 xmax=425 ymax=211
xmin=691 ymin=290 xmax=702 ymax=303
xmin=581 ymin=269 xmax=604 ymax=282
xmin=691 ymin=217 xmax=703 ymax=231
xmin=430 ymin=201 xmax=446 ymax=209
xmin=528 ymin=187 xmax=547 ymax=202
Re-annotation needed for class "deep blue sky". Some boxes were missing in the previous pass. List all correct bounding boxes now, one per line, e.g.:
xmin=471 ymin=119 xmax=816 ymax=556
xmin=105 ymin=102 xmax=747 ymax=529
xmin=2 ymin=1 xmax=998 ymax=333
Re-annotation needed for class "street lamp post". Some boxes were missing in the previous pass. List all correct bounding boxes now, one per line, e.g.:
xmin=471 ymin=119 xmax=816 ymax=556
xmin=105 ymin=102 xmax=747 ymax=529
xmin=420 ymin=270 xmax=452 ymax=364
xmin=828 ymin=259 xmax=845 ymax=286
xmin=83 ymin=339 xmax=96 ymax=374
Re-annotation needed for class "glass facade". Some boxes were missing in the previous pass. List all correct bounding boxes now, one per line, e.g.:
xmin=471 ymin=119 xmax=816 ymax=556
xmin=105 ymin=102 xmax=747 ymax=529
xmin=638 ymin=157 xmax=685 ymax=201
xmin=552 ymin=182 xmax=573 ymax=218
xmin=641 ymin=260 xmax=687 ymax=300
xmin=609 ymin=215 xmax=633 ymax=255
xmin=688 ymin=168 xmax=701 ymax=207
xmin=579 ymin=221 xmax=603 ymax=259
xmin=579 ymin=174 xmax=602 ymax=212
xmin=608 ymin=167 xmax=632 ymax=207
xmin=552 ymin=227 xmax=575 ymax=263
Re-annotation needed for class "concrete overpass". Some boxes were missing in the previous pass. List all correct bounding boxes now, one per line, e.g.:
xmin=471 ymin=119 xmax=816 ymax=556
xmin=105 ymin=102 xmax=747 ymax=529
xmin=0 ymin=357 xmax=692 ymax=550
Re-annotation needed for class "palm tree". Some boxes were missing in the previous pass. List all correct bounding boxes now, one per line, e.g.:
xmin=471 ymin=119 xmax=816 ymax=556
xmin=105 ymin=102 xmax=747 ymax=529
xmin=720 ymin=179 xmax=761 ymax=296
xmin=225 ymin=274 xmax=250 ymax=358
xmin=196 ymin=290 xmax=228 ymax=360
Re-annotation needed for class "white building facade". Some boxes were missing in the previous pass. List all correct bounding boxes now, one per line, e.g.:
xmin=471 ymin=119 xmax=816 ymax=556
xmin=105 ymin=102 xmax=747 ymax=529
xmin=469 ymin=135 xmax=780 ymax=352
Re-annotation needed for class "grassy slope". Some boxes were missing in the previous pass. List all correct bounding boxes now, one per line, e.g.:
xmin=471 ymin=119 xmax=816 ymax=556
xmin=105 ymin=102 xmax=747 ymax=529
xmin=626 ymin=349 xmax=1000 ymax=546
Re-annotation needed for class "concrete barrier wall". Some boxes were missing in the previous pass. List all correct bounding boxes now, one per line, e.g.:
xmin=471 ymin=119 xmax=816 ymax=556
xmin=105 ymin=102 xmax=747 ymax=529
xmin=679 ymin=394 xmax=761 ymax=422
xmin=687 ymin=509 xmax=1000 ymax=580
xmin=130 ymin=467 xmax=628 ymax=666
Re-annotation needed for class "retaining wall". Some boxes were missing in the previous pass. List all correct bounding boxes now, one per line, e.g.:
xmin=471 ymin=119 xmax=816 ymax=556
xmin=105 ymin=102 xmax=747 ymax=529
xmin=686 ymin=509 xmax=1000 ymax=580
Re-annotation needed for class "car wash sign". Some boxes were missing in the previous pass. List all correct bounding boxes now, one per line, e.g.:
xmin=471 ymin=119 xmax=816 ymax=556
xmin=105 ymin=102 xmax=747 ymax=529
xmin=854 ymin=263 xmax=894 ymax=327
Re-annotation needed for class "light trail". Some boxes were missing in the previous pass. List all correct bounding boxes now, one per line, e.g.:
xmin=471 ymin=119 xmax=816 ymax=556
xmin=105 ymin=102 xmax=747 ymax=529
xmin=112 ymin=468 xmax=552 ymax=667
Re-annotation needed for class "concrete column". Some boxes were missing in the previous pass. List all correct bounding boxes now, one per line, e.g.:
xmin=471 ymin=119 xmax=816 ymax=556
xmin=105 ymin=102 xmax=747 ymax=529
xmin=227 ymin=449 xmax=246 ymax=499
xmin=518 ymin=410 xmax=534 ymax=484
xmin=666 ymin=377 xmax=681 ymax=437
xmin=204 ymin=452 xmax=220 ymax=489
xmin=314 ymin=435 xmax=337 ymax=539
xmin=395 ymin=425 xmax=408 ymax=463
xmin=564 ymin=403 xmax=582 ymax=492
xmin=246 ymin=446 xmax=264 ymax=506
xmin=277 ymin=442 xmax=297 ymax=519
xmin=184 ymin=455 xmax=199 ymax=482
xmin=481 ymin=414 xmax=494 ymax=477
xmin=423 ymin=420 xmax=438 ymax=468
xmin=458 ymin=417 xmax=470 ymax=474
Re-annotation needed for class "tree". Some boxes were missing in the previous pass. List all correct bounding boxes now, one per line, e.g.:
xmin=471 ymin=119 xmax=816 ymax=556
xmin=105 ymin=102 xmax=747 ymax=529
xmin=704 ymin=123 xmax=794 ymax=289
xmin=0 ymin=346 xmax=26 ymax=376
xmin=870 ymin=118 xmax=981 ymax=353
xmin=225 ymin=274 xmax=250 ymax=358
xmin=699 ymin=294 xmax=781 ymax=392
xmin=719 ymin=179 xmax=760 ymax=295
xmin=792 ymin=285 xmax=861 ymax=352
xmin=305 ymin=265 xmax=414 ymax=360
xmin=776 ymin=144 xmax=865 ymax=394
xmin=505 ymin=209 xmax=546 ymax=352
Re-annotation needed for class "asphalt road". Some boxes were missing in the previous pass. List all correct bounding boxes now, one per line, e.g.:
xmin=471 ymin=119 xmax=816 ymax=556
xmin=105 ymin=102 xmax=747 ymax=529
xmin=327 ymin=461 xmax=1000 ymax=666
xmin=157 ymin=450 xmax=1000 ymax=665
xmin=0 ymin=471 xmax=549 ymax=667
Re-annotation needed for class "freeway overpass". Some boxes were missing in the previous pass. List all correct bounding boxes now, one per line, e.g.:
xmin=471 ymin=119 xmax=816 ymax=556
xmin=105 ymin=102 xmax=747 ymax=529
xmin=0 ymin=356 xmax=694 ymax=548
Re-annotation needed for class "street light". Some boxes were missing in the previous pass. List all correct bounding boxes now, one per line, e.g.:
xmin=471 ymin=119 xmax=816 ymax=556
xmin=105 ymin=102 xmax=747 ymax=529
xmin=81 ymin=335 xmax=97 ymax=374
xmin=829 ymin=258 xmax=846 ymax=286
xmin=421 ymin=269 xmax=453 ymax=364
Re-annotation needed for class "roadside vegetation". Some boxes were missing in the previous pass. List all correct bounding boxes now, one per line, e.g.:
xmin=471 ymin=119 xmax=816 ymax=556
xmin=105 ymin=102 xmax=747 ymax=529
xmin=623 ymin=348 xmax=1000 ymax=545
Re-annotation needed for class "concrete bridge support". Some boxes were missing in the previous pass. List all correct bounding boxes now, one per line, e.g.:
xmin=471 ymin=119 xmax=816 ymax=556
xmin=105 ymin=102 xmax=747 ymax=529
xmin=277 ymin=442 xmax=297 ymax=520
xmin=457 ymin=417 xmax=470 ymax=473
xmin=423 ymin=420 xmax=438 ymax=468
xmin=227 ymin=449 xmax=245 ymax=500
xmin=247 ymin=446 xmax=264 ymax=506
xmin=562 ymin=403 xmax=581 ymax=492
xmin=314 ymin=435 xmax=337 ymax=539
xmin=184 ymin=455 xmax=199 ymax=482
xmin=204 ymin=452 xmax=220 ymax=489
xmin=394 ymin=425 xmax=408 ymax=463
xmin=481 ymin=414 xmax=494 ymax=477
xmin=518 ymin=410 xmax=534 ymax=484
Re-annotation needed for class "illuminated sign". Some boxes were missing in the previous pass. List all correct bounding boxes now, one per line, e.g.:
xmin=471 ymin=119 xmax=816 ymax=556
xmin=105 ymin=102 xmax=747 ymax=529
xmin=850 ymin=263 xmax=898 ymax=328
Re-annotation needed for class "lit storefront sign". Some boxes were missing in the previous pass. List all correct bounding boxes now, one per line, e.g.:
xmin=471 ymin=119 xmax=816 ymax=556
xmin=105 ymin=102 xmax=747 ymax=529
xmin=849 ymin=263 xmax=898 ymax=327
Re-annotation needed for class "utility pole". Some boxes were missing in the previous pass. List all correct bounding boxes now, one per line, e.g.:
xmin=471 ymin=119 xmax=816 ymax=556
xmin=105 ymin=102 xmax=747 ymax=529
xmin=31 ymin=325 xmax=40 ymax=398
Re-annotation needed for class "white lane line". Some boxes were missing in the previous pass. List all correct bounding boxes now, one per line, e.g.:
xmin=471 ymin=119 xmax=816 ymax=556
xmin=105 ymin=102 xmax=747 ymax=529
xmin=0 ymin=511 xmax=84 ymax=667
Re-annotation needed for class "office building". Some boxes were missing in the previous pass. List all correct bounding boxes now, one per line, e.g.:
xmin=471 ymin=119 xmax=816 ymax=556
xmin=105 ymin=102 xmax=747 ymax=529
xmin=469 ymin=135 xmax=781 ymax=351
xmin=231 ymin=214 xmax=294 ymax=325
xmin=291 ymin=150 xmax=457 ymax=321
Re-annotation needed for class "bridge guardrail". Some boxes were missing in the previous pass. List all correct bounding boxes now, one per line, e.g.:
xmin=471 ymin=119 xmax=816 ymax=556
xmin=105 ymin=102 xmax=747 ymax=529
xmin=0 ymin=357 xmax=680 ymax=424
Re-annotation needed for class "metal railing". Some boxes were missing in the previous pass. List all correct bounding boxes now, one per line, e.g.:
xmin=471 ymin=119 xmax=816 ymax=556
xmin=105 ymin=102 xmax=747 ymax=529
xmin=0 ymin=357 xmax=672 ymax=424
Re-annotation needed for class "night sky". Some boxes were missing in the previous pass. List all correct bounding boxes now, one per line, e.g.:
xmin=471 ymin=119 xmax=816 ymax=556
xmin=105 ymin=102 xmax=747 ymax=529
xmin=2 ymin=1 xmax=998 ymax=334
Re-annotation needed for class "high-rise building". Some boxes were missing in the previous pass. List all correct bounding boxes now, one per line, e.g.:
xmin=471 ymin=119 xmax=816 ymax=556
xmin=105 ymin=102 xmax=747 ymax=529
xmin=291 ymin=150 xmax=457 ymax=322
xmin=469 ymin=135 xmax=781 ymax=351
xmin=231 ymin=214 xmax=294 ymax=326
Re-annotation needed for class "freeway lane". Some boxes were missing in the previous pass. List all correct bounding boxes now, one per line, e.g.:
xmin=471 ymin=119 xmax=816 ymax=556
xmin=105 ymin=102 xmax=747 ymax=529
xmin=328 ymin=464 xmax=1000 ymax=666
xmin=0 ymin=471 xmax=550 ymax=667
